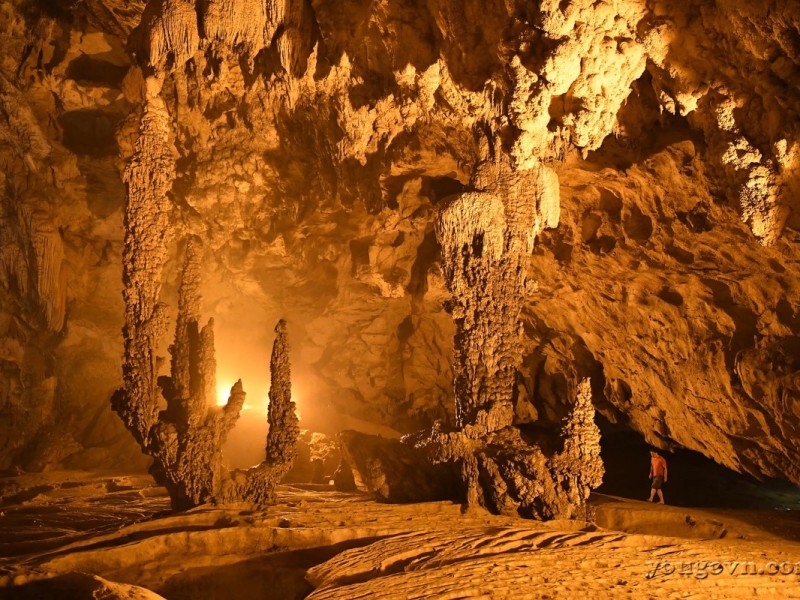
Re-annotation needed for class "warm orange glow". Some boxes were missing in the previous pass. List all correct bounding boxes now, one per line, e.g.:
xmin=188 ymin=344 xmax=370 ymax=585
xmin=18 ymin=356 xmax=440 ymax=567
xmin=216 ymin=374 xmax=300 ymax=421
xmin=216 ymin=381 xmax=236 ymax=407
xmin=216 ymin=380 xmax=268 ymax=413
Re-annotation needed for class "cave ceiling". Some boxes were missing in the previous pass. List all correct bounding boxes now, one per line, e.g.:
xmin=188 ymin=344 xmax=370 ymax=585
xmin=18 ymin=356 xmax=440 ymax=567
xmin=1 ymin=0 xmax=799 ymax=482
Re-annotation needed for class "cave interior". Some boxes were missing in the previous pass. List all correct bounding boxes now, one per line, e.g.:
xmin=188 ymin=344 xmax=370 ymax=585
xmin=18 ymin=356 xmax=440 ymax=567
xmin=2 ymin=0 xmax=800 ymax=597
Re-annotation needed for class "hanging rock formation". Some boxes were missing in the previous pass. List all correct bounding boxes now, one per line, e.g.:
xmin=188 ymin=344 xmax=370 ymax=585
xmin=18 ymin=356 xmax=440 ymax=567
xmin=402 ymin=143 xmax=604 ymax=518
xmin=0 ymin=0 xmax=799 ymax=494
xmin=435 ymin=151 xmax=559 ymax=431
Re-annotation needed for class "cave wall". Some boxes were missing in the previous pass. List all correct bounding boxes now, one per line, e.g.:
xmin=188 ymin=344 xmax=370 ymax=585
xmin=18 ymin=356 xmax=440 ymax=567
xmin=0 ymin=0 xmax=798 ymax=482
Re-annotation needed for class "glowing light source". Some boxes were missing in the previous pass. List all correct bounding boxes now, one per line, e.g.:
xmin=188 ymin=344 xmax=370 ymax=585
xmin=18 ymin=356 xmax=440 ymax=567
xmin=216 ymin=373 xmax=300 ymax=422
xmin=216 ymin=381 xmax=235 ymax=407
xmin=215 ymin=379 xmax=271 ymax=416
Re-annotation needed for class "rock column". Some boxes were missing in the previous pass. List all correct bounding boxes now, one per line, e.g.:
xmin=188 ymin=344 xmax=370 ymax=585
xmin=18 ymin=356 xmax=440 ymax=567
xmin=112 ymin=78 xmax=176 ymax=450
xmin=414 ymin=152 xmax=603 ymax=519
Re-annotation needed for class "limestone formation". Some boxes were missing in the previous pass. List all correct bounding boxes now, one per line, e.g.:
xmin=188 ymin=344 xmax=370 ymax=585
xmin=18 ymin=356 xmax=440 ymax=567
xmin=112 ymin=77 xmax=176 ymax=451
xmin=113 ymin=233 xmax=298 ymax=508
xmin=265 ymin=319 xmax=299 ymax=467
xmin=338 ymin=429 xmax=461 ymax=503
xmin=1 ymin=0 xmax=800 ymax=498
xmin=0 ymin=71 xmax=67 ymax=470
xmin=405 ymin=378 xmax=603 ymax=519
xmin=435 ymin=151 xmax=558 ymax=432
xmin=221 ymin=318 xmax=300 ymax=505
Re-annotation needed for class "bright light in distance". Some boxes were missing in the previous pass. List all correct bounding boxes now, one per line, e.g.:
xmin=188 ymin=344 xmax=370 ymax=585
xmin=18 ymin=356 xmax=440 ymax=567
xmin=216 ymin=381 xmax=235 ymax=407
xmin=216 ymin=376 xmax=301 ymax=423
xmin=216 ymin=380 xmax=270 ymax=415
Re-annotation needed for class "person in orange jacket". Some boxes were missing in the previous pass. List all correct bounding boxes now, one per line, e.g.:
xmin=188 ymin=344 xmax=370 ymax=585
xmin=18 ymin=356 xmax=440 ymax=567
xmin=648 ymin=450 xmax=668 ymax=504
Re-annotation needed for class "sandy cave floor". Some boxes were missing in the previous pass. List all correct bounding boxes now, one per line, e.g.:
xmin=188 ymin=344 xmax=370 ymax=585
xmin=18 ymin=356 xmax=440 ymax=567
xmin=1 ymin=472 xmax=800 ymax=599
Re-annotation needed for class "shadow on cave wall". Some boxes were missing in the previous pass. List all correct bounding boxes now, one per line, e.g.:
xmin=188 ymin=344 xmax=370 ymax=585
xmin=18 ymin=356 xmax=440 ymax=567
xmin=596 ymin=415 xmax=800 ymax=510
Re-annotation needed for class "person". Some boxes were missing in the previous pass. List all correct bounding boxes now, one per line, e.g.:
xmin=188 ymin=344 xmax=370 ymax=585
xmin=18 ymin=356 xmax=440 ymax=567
xmin=648 ymin=450 xmax=667 ymax=504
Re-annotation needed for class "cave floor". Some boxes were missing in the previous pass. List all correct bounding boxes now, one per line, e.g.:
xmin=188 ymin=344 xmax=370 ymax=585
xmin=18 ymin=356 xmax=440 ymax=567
xmin=2 ymin=472 xmax=800 ymax=599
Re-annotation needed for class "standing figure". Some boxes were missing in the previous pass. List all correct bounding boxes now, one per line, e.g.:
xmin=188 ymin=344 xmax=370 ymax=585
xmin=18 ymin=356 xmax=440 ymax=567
xmin=648 ymin=450 xmax=668 ymax=504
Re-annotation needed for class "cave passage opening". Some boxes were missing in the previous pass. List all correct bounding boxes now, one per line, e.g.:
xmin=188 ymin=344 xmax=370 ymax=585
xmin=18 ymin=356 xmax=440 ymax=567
xmin=595 ymin=414 xmax=800 ymax=511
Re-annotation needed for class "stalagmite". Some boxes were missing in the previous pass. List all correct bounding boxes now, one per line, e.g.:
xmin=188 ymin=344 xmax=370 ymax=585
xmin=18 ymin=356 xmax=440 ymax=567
xmin=5 ymin=0 xmax=800 ymax=596
xmin=111 ymin=77 xmax=176 ymax=450
xmin=403 ymin=141 xmax=602 ymax=518
xmin=223 ymin=318 xmax=300 ymax=504
xmin=114 ymin=232 xmax=298 ymax=508
xmin=265 ymin=319 xmax=299 ymax=467
xmin=143 ymin=236 xmax=245 ymax=508
xmin=3 ymin=0 xmax=800 ymax=519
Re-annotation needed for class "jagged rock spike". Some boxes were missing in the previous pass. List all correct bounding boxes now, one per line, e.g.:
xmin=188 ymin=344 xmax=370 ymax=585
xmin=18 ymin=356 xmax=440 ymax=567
xmin=266 ymin=318 xmax=299 ymax=467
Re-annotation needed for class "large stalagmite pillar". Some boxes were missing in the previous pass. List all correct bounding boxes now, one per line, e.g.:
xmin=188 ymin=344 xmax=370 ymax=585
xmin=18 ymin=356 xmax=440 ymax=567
xmin=223 ymin=319 xmax=300 ymax=504
xmin=436 ymin=162 xmax=558 ymax=432
xmin=266 ymin=319 xmax=300 ymax=467
xmin=410 ymin=150 xmax=603 ymax=519
xmin=112 ymin=80 xmax=299 ymax=509
xmin=114 ymin=231 xmax=300 ymax=508
xmin=112 ymin=77 xmax=176 ymax=450
xmin=436 ymin=158 xmax=558 ymax=433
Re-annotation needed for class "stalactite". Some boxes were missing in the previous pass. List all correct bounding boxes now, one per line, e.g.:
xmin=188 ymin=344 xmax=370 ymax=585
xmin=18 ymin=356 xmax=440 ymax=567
xmin=132 ymin=0 xmax=308 ymax=73
xmin=434 ymin=154 xmax=551 ymax=433
xmin=133 ymin=0 xmax=200 ymax=71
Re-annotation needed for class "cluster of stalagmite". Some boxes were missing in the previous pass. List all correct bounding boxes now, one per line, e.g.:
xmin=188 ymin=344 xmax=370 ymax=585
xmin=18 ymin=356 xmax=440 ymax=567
xmin=222 ymin=318 xmax=299 ymax=504
xmin=144 ymin=237 xmax=244 ymax=507
xmin=409 ymin=378 xmax=602 ymax=518
xmin=112 ymin=87 xmax=298 ymax=507
xmin=114 ymin=229 xmax=299 ymax=508
xmin=2 ymin=0 xmax=800 ymax=494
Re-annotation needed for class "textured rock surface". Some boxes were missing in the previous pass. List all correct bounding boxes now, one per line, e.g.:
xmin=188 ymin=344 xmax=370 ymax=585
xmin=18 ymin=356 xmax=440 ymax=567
xmin=4 ymin=473 xmax=800 ymax=599
xmin=407 ymin=378 xmax=603 ymax=518
xmin=220 ymin=317 xmax=300 ymax=505
xmin=114 ymin=234 xmax=298 ymax=508
xmin=338 ymin=429 xmax=461 ymax=503
xmin=0 ymin=0 xmax=798 ymax=490
xmin=435 ymin=156 xmax=556 ymax=430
